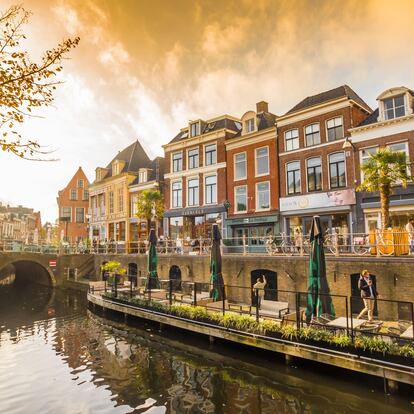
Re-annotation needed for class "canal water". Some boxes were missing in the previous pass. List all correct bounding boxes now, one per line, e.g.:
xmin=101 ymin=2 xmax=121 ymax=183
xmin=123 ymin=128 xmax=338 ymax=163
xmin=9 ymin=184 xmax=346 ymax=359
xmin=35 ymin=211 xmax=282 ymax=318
xmin=0 ymin=284 xmax=413 ymax=414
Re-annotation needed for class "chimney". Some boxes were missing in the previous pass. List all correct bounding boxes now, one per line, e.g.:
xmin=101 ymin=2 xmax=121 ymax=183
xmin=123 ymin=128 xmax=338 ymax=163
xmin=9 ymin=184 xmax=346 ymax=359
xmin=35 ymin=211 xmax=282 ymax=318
xmin=256 ymin=101 xmax=268 ymax=113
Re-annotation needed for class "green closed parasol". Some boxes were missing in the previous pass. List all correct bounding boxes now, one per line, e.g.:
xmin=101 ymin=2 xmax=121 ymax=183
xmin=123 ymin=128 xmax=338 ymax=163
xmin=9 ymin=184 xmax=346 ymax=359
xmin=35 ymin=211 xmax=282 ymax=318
xmin=146 ymin=228 xmax=160 ymax=290
xmin=305 ymin=216 xmax=335 ymax=323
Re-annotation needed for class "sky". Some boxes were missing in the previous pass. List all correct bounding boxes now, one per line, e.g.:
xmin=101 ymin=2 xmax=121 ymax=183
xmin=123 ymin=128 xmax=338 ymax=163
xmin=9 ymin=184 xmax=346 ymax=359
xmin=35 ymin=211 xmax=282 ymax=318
xmin=1 ymin=0 xmax=414 ymax=223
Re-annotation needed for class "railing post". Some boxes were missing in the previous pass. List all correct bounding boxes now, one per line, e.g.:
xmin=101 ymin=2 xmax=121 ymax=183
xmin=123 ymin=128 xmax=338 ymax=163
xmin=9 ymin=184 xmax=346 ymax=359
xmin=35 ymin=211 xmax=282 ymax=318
xmin=411 ymin=302 xmax=414 ymax=341
xmin=114 ymin=273 xmax=118 ymax=298
xmin=194 ymin=282 xmax=197 ymax=306
xmin=295 ymin=292 xmax=300 ymax=330
xmin=345 ymin=296 xmax=349 ymax=337
xmin=169 ymin=279 xmax=173 ymax=306
xmin=255 ymin=288 xmax=259 ymax=322
xmin=104 ymin=278 xmax=107 ymax=293
xmin=130 ymin=275 xmax=133 ymax=299
xmin=222 ymin=285 xmax=225 ymax=316
xmin=376 ymin=229 xmax=380 ymax=257
xmin=350 ymin=297 xmax=354 ymax=342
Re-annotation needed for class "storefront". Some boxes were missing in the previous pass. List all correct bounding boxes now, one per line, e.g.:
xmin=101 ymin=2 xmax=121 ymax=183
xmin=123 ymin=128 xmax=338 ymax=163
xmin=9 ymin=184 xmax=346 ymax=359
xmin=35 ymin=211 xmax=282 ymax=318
xmin=280 ymin=189 xmax=356 ymax=238
xmin=129 ymin=218 xmax=148 ymax=241
xmin=362 ymin=205 xmax=414 ymax=232
xmin=90 ymin=223 xmax=106 ymax=241
xmin=108 ymin=221 xmax=126 ymax=241
xmin=225 ymin=215 xmax=279 ymax=248
xmin=163 ymin=205 xmax=227 ymax=240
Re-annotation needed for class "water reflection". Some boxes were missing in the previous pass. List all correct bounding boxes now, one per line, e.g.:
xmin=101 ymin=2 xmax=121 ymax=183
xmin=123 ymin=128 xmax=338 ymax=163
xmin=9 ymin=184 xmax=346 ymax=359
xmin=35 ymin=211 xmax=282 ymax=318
xmin=0 ymin=285 xmax=412 ymax=414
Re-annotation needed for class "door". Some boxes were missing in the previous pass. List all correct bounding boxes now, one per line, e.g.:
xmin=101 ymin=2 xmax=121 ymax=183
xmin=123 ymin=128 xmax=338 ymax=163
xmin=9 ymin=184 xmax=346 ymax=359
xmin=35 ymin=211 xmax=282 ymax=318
xmin=169 ymin=265 xmax=182 ymax=291
xmin=350 ymin=273 xmax=378 ymax=316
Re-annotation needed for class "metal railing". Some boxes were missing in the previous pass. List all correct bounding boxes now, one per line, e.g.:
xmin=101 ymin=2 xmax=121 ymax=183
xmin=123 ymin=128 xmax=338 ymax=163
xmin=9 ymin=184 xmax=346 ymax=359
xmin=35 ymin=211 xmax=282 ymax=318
xmin=2 ymin=229 xmax=413 ymax=258
xmin=92 ymin=277 xmax=414 ymax=346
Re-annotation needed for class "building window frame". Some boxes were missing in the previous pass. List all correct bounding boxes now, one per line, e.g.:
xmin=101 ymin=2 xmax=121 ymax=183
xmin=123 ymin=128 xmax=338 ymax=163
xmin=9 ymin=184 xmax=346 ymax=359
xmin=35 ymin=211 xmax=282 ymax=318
xmin=285 ymin=129 xmax=299 ymax=152
xmin=187 ymin=177 xmax=199 ymax=207
xmin=77 ymin=179 xmax=84 ymax=188
xmin=326 ymin=116 xmax=344 ymax=142
xmin=190 ymin=122 xmax=201 ymax=137
xmin=286 ymin=161 xmax=301 ymax=195
xmin=383 ymin=95 xmax=406 ymax=120
xmin=204 ymin=143 xmax=217 ymax=166
xmin=117 ymin=188 xmax=124 ymax=213
xmin=75 ymin=207 xmax=85 ymax=223
xmin=187 ymin=147 xmax=199 ymax=169
xmin=172 ymin=151 xmax=183 ymax=172
xmin=244 ymin=117 xmax=256 ymax=134
xmin=328 ymin=151 xmax=346 ymax=189
xmin=234 ymin=185 xmax=248 ymax=213
xmin=306 ymin=156 xmax=322 ymax=192
xmin=171 ymin=180 xmax=182 ymax=208
xmin=359 ymin=145 xmax=378 ymax=182
xmin=234 ymin=152 xmax=247 ymax=181
xmin=304 ymin=123 xmax=321 ymax=147
xmin=255 ymin=146 xmax=269 ymax=177
xmin=70 ymin=189 xmax=77 ymax=201
xmin=204 ymin=174 xmax=217 ymax=205
xmin=256 ymin=181 xmax=270 ymax=211
xmin=109 ymin=191 xmax=114 ymax=214
xmin=61 ymin=207 xmax=72 ymax=222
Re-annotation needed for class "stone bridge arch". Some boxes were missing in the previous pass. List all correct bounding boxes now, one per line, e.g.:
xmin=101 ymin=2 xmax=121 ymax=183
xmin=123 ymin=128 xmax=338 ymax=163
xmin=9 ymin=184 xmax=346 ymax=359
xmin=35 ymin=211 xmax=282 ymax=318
xmin=0 ymin=253 xmax=57 ymax=287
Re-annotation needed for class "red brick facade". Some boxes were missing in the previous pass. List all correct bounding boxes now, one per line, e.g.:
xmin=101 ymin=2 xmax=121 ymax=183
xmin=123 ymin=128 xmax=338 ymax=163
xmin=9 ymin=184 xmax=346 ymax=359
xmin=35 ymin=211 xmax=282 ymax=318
xmin=57 ymin=167 xmax=90 ymax=243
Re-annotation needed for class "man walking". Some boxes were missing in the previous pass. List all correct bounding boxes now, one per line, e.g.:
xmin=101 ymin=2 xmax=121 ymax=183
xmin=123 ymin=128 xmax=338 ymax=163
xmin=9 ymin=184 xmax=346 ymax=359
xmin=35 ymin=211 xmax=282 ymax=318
xmin=405 ymin=218 xmax=414 ymax=255
xmin=253 ymin=275 xmax=267 ymax=310
xmin=356 ymin=270 xmax=378 ymax=322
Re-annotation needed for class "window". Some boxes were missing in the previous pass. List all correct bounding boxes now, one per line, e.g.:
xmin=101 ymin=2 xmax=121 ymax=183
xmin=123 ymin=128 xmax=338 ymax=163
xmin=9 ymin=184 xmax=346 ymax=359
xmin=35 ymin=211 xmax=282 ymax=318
xmin=172 ymin=182 xmax=182 ymax=208
xmin=109 ymin=191 xmax=114 ymax=214
xmin=255 ymin=147 xmax=269 ymax=176
xmin=388 ymin=142 xmax=410 ymax=176
xmin=245 ymin=118 xmax=255 ymax=133
xmin=118 ymin=188 xmax=124 ymax=212
xmin=188 ymin=148 xmax=199 ymax=169
xmin=205 ymin=144 xmax=216 ymax=166
xmin=187 ymin=178 xmax=199 ymax=206
xmin=287 ymin=161 xmax=301 ymax=194
xmin=191 ymin=122 xmax=200 ymax=137
xmin=360 ymin=147 xmax=378 ymax=181
xmin=256 ymin=182 xmax=270 ymax=210
xmin=75 ymin=208 xmax=85 ymax=223
xmin=205 ymin=175 xmax=217 ymax=204
xmin=326 ymin=117 xmax=343 ymax=141
xmin=172 ymin=152 xmax=182 ymax=172
xmin=307 ymin=157 xmax=322 ymax=192
xmin=139 ymin=170 xmax=147 ymax=183
xmin=285 ymin=129 xmax=299 ymax=151
xmin=82 ymin=190 xmax=89 ymax=201
xmin=305 ymin=123 xmax=320 ymax=146
xmin=384 ymin=95 xmax=405 ymax=120
xmin=329 ymin=152 xmax=346 ymax=189
xmin=235 ymin=186 xmax=247 ymax=212
xmin=70 ymin=189 xmax=77 ymax=201
xmin=77 ymin=179 xmax=84 ymax=188
xmin=234 ymin=153 xmax=247 ymax=180
xmin=61 ymin=207 xmax=72 ymax=222
xmin=113 ymin=162 xmax=119 ymax=176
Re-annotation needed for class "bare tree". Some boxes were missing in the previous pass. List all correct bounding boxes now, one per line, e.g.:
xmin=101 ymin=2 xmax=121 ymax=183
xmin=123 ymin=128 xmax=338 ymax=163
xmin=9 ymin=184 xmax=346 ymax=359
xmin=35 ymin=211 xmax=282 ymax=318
xmin=0 ymin=5 xmax=79 ymax=160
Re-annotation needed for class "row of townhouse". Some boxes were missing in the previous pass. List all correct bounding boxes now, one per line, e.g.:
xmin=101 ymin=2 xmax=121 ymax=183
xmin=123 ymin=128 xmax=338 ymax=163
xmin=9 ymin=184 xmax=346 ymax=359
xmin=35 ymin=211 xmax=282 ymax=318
xmin=83 ymin=84 xmax=414 ymax=245
xmin=163 ymin=85 xmax=414 ymax=243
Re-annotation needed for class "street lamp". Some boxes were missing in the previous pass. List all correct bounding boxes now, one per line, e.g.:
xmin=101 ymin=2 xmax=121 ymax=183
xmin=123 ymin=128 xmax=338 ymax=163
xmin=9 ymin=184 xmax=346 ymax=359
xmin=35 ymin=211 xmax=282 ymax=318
xmin=342 ymin=137 xmax=354 ymax=150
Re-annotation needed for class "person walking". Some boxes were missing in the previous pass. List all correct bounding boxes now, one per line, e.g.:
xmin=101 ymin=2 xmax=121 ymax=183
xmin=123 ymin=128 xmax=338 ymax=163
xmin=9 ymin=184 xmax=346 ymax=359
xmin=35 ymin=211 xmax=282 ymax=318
xmin=405 ymin=218 xmax=414 ymax=255
xmin=253 ymin=275 xmax=267 ymax=310
xmin=356 ymin=270 xmax=379 ymax=322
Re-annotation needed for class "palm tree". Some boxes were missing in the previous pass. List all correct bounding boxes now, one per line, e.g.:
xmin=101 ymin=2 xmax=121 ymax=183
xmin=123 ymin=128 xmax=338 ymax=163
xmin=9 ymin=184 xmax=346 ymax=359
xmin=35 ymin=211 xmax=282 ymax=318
xmin=135 ymin=189 xmax=164 ymax=231
xmin=357 ymin=148 xmax=410 ymax=229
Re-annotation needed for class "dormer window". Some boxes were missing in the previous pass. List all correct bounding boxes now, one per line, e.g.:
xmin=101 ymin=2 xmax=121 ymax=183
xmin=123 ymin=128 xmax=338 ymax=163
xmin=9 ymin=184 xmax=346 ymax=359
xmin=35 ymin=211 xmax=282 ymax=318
xmin=190 ymin=122 xmax=200 ymax=137
xmin=384 ymin=95 xmax=405 ymax=120
xmin=245 ymin=118 xmax=255 ymax=133
xmin=139 ymin=169 xmax=148 ymax=183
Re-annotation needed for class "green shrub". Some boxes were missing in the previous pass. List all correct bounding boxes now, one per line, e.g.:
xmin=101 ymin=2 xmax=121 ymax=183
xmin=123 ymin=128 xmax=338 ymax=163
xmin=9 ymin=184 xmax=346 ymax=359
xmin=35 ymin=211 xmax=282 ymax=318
xmin=331 ymin=334 xmax=352 ymax=348
xmin=260 ymin=319 xmax=280 ymax=335
xmin=398 ymin=345 xmax=414 ymax=358
xmin=280 ymin=324 xmax=297 ymax=341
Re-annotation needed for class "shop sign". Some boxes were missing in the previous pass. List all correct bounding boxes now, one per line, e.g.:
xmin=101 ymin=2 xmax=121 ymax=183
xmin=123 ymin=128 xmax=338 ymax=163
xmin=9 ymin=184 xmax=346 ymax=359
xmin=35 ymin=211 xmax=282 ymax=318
xmin=280 ymin=189 xmax=355 ymax=212
xmin=49 ymin=260 xmax=57 ymax=267
xmin=228 ymin=215 xmax=278 ymax=225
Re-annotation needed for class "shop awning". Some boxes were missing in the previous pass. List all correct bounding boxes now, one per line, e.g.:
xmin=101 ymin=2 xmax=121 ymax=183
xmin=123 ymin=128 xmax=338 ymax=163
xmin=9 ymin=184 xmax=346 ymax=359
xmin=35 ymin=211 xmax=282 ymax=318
xmin=164 ymin=204 xmax=227 ymax=218
xmin=280 ymin=205 xmax=351 ymax=216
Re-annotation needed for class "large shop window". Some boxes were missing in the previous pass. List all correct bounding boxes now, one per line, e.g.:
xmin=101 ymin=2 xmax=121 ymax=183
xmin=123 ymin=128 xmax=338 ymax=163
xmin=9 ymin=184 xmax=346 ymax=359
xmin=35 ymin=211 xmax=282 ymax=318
xmin=329 ymin=152 xmax=346 ymax=189
xmin=285 ymin=129 xmax=299 ymax=151
xmin=188 ymin=148 xmax=199 ymax=169
xmin=326 ymin=117 xmax=343 ymax=141
xmin=172 ymin=152 xmax=183 ymax=172
xmin=205 ymin=175 xmax=217 ymax=204
xmin=305 ymin=123 xmax=320 ymax=146
xmin=235 ymin=186 xmax=247 ymax=212
xmin=234 ymin=153 xmax=247 ymax=180
xmin=205 ymin=144 xmax=217 ymax=166
xmin=307 ymin=157 xmax=322 ymax=192
xmin=256 ymin=182 xmax=270 ymax=210
xmin=384 ymin=95 xmax=405 ymax=120
xmin=172 ymin=181 xmax=182 ymax=208
xmin=287 ymin=161 xmax=301 ymax=194
xmin=187 ymin=178 xmax=199 ymax=206
xmin=256 ymin=147 xmax=269 ymax=176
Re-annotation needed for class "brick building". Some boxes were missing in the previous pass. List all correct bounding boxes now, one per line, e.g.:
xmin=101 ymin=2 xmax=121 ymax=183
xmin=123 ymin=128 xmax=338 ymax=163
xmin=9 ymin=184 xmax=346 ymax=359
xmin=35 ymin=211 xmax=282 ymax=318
xmin=163 ymin=115 xmax=241 ymax=239
xmin=225 ymin=101 xmax=278 ymax=247
xmin=350 ymin=86 xmax=414 ymax=232
xmin=277 ymin=85 xmax=371 ymax=236
xmin=57 ymin=167 xmax=90 ymax=243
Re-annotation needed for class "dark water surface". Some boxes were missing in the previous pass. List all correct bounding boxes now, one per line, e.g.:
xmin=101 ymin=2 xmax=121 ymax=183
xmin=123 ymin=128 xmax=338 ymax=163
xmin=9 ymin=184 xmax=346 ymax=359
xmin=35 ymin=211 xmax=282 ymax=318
xmin=0 ymin=284 xmax=413 ymax=414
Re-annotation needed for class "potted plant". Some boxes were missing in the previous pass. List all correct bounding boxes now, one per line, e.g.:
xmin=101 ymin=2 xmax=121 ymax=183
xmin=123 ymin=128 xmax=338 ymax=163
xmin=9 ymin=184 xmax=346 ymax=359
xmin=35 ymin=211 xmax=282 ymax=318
xmin=100 ymin=261 xmax=126 ymax=287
